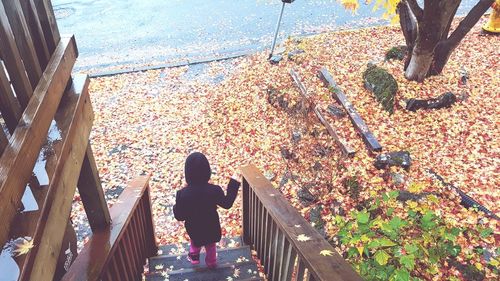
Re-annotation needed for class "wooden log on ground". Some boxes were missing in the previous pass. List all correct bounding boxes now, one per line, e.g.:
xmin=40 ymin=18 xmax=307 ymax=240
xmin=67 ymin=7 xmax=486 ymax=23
xmin=318 ymin=67 xmax=382 ymax=152
xmin=0 ymin=2 xmax=33 ymax=108
xmin=77 ymin=142 xmax=111 ymax=231
xmin=0 ymin=35 xmax=77 ymax=250
xmin=21 ymin=75 xmax=93 ymax=281
xmin=290 ymin=68 xmax=355 ymax=157
xmin=0 ymin=61 xmax=23 ymax=133
xmin=313 ymin=106 xmax=355 ymax=157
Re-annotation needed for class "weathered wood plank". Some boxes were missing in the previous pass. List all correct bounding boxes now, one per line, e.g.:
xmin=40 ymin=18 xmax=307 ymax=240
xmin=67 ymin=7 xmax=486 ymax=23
xmin=313 ymin=106 xmax=355 ymax=157
xmin=61 ymin=176 xmax=154 ymax=281
xmin=0 ymin=2 xmax=33 ymax=108
xmin=77 ymin=142 xmax=112 ymax=232
xmin=0 ymin=129 xmax=7 ymax=155
xmin=290 ymin=68 xmax=355 ymax=157
xmin=2 ymin=0 xmax=43 ymax=87
xmin=0 ymin=61 xmax=23 ymax=133
xmin=318 ymin=67 xmax=382 ymax=152
xmin=24 ymin=88 xmax=93 ymax=280
xmin=33 ymin=0 xmax=60 ymax=53
xmin=21 ymin=0 xmax=51 ymax=68
xmin=241 ymin=164 xmax=362 ymax=281
xmin=0 ymin=36 xmax=77 ymax=250
xmin=5 ymin=75 xmax=87 ymax=279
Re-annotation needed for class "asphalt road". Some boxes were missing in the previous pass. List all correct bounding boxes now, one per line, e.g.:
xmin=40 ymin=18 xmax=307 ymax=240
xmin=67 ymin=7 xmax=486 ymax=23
xmin=52 ymin=0 xmax=476 ymax=71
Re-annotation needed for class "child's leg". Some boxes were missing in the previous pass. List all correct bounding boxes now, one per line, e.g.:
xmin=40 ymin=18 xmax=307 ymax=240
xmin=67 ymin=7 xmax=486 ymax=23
xmin=205 ymin=243 xmax=217 ymax=268
xmin=188 ymin=240 xmax=201 ymax=265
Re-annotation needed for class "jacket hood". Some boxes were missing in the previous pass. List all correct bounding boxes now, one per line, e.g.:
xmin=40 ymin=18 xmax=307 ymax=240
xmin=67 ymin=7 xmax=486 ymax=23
xmin=184 ymin=152 xmax=211 ymax=185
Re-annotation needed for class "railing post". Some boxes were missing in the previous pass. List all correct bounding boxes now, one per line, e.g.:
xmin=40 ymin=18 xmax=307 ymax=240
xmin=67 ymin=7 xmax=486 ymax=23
xmin=77 ymin=142 xmax=111 ymax=231
xmin=242 ymin=177 xmax=251 ymax=245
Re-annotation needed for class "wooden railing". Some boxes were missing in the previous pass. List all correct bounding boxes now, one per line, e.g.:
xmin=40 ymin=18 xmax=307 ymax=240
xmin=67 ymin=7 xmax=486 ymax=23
xmin=0 ymin=1 xmax=157 ymax=280
xmin=241 ymin=164 xmax=362 ymax=281
xmin=62 ymin=176 xmax=158 ymax=281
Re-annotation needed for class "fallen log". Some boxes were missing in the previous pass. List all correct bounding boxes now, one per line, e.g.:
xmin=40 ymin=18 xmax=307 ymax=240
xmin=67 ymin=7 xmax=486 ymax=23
xmin=318 ymin=67 xmax=382 ymax=152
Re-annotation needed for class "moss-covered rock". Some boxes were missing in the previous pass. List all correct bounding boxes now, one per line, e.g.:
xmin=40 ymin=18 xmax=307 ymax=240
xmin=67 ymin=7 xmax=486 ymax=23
xmin=362 ymin=63 xmax=398 ymax=114
xmin=385 ymin=45 xmax=407 ymax=61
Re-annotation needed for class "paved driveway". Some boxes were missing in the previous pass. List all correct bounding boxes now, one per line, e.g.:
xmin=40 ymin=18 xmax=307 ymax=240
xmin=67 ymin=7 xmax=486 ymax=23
xmin=52 ymin=0 xmax=475 ymax=71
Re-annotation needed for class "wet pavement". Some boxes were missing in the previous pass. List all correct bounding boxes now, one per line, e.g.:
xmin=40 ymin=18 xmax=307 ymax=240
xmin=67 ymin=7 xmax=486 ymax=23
xmin=53 ymin=0 xmax=476 ymax=72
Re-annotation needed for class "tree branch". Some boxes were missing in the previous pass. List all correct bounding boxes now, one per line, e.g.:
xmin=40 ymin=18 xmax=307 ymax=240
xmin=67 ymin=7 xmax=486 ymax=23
xmin=407 ymin=0 xmax=424 ymax=22
xmin=447 ymin=0 xmax=494 ymax=48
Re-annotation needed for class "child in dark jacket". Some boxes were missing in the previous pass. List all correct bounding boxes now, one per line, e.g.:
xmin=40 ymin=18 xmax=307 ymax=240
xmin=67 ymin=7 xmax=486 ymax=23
xmin=173 ymin=152 xmax=240 ymax=268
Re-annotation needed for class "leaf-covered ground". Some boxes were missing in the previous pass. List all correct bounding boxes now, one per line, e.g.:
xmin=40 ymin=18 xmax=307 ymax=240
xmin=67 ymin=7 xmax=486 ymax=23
xmin=72 ymin=17 xmax=498 ymax=280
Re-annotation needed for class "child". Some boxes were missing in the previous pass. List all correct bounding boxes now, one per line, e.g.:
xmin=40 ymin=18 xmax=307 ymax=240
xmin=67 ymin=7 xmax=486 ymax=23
xmin=173 ymin=152 xmax=240 ymax=268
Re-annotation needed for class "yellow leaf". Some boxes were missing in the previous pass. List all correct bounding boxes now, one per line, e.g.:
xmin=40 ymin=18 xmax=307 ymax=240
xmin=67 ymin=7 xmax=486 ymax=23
xmin=297 ymin=234 xmax=312 ymax=242
xmin=357 ymin=246 xmax=364 ymax=256
xmin=320 ymin=249 xmax=334 ymax=256
xmin=475 ymin=262 xmax=483 ymax=271
xmin=13 ymin=238 xmax=34 ymax=257
xmin=407 ymin=201 xmax=418 ymax=209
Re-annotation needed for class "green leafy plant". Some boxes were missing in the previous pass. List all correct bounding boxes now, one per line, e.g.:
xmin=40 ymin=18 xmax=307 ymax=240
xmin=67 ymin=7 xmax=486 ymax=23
xmin=332 ymin=191 xmax=471 ymax=281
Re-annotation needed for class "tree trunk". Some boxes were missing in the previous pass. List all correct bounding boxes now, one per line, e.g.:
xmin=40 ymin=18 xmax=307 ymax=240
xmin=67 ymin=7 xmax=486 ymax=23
xmin=429 ymin=0 xmax=495 ymax=75
xmin=397 ymin=0 xmax=418 ymax=70
xmin=404 ymin=0 xmax=462 ymax=81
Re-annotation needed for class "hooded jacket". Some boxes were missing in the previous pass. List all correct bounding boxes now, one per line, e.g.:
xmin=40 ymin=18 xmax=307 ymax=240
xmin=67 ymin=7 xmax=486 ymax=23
xmin=173 ymin=152 xmax=240 ymax=247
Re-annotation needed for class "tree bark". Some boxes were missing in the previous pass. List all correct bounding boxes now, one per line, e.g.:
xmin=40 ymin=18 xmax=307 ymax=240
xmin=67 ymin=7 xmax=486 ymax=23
xmin=404 ymin=0 xmax=461 ymax=81
xmin=429 ymin=0 xmax=494 ymax=75
xmin=398 ymin=0 xmax=419 ymax=70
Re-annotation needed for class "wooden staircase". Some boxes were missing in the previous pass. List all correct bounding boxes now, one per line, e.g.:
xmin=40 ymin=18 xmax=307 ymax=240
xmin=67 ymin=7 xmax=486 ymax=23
xmin=145 ymin=237 xmax=263 ymax=281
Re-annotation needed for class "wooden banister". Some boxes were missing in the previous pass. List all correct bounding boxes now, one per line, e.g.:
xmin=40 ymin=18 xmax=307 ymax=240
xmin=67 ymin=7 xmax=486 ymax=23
xmin=62 ymin=176 xmax=158 ymax=281
xmin=241 ymin=164 xmax=362 ymax=281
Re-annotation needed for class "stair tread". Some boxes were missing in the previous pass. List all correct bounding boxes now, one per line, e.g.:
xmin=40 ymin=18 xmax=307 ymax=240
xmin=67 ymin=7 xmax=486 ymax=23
xmin=158 ymin=236 xmax=244 ymax=256
xmin=150 ymin=245 xmax=252 ymax=272
xmin=146 ymin=261 xmax=260 ymax=281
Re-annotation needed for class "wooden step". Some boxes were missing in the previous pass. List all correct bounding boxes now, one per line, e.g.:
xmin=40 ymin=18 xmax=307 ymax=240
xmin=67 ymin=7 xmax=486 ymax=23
xmin=158 ymin=236 xmax=244 ymax=256
xmin=150 ymin=245 xmax=252 ymax=272
xmin=146 ymin=261 xmax=260 ymax=281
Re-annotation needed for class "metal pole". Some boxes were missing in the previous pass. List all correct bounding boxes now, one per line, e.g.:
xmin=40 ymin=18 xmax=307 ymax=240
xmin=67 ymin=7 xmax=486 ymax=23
xmin=269 ymin=2 xmax=286 ymax=59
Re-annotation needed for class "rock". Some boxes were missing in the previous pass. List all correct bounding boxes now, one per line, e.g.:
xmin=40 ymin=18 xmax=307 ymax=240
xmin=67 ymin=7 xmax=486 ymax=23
xmin=291 ymin=131 xmax=301 ymax=143
xmin=312 ymin=161 xmax=322 ymax=171
xmin=363 ymin=63 xmax=398 ymax=114
xmin=396 ymin=190 xmax=432 ymax=202
xmin=374 ymin=151 xmax=411 ymax=170
xmin=309 ymin=205 xmax=327 ymax=238
xmin=326 ymin=104 xmax=346 ymax=118
xmin=313 ymin=144 xmax=330 ymax=157
xmin=297 ymin=185 xmax=317 ymax=205
xmin=288 ymin=49 xmax=305 ymax=60
xmin=448 ymin=258 xmax=485 ymax=281
xmin=280 ymin=146 xmax=295 ymax=160
xmin=390 ymin=172 xmax=405 ymax=186
xmin=269 ymin=54 xmax=283 ymax=64
xmin=330 ymin=200 xmax=346 ymax=217
xmin=267 ymin=87 xmax=289 ymax=110
xmin=406 ymin=92 xmax=457 ymax=111
xmin=385 ymin=45 xmax=407 ymax=61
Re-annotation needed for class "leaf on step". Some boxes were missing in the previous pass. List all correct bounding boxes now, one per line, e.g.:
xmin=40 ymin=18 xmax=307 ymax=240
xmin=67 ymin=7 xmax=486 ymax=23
xmin=233 ymin=268 xmax=240 ymax=278
xmin=13 ymin=237 xmax=34 ymax=257
xmin=155 ymin=264 xmax=164 ymax=270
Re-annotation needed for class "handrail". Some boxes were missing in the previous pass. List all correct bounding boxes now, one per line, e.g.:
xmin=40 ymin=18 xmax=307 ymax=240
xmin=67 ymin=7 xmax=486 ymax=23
xmin=241 ymin=164 xmax=361 ymax=281
xmin=62 ymin=176 xmax=158 ymax=281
